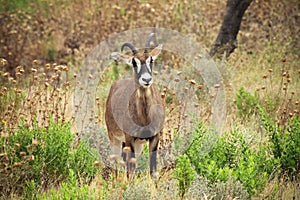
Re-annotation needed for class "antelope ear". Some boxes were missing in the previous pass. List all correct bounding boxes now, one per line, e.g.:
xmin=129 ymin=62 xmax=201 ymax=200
xmin=149 ymin=44 xmax=163 ymax=60
xmin=110 ymin=52 xmax=133 ymax=66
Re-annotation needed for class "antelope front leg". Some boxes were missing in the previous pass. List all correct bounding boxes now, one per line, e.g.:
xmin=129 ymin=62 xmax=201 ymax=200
xmin=149 ymin=134 xmax=159 ymax=177
xmin=124 ymin=134 xmax=136 ymax=178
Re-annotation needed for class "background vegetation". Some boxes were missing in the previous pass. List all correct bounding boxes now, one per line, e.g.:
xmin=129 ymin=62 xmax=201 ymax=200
xmin=0 ymin=0 xmax=299 ymax=199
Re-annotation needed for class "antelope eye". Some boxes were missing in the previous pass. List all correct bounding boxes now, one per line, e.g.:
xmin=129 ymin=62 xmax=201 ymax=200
xmin=132 ymin=57 xmax=142 ymax=73
xmin=150 ymin=57 xmax=153 ymax=63
xmin=132 ymin=58 xmax=137 ymax=68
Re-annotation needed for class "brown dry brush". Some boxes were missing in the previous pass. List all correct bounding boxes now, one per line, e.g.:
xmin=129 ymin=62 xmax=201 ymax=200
xmin=0 ymin=58 xmax=74 ymax=134
xmin=0 ymin=10 xmax=48 ymax=76
xmin=0 ymin=58 xmax=76 ymax=197
xmin=0 ymin=0 xmax=221 ymax=76
xmin=256 ymin=67 xmax=300 ymax=128
xmin=1 ymin=0 xmax=298 ymax=80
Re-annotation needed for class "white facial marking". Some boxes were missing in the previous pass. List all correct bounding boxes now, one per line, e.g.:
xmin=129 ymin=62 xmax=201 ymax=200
xmin=134 ymin=57 xmax=141 ymax=73
xmin=139 ymin=72 xmax=153 ymax=87
xmin=145 ymin=56 xmax=152 ymax=73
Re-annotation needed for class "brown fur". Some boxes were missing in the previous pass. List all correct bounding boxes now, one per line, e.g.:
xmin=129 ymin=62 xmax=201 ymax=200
xmin=105 ymin=79 xmax=165 ymax=176
xmin=105 ymin=43 xmax=164 ymax=177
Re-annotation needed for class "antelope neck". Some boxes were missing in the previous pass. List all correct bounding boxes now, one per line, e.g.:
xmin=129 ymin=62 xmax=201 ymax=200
xmin=135 ymin=85 xmax=153 ymax=125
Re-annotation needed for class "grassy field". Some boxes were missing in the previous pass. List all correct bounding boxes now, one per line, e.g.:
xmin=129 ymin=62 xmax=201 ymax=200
xmin=0 ymin=0 xmax=299 ymax=199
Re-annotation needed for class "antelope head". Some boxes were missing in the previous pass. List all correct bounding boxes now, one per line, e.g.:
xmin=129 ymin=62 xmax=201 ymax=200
xmin=111 ymin=33 xmax=162 ymax=88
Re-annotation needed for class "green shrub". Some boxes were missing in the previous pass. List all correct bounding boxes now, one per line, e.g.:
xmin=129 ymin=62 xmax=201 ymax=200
xmin=185 ymin=124 xmax=276 ymax=196
xmin=236 ymin=87 xmax=260 ymax=121
xmin=0 ymin=120 xmax=99 ymax=198
xmin=0 ymin=0 xmax=50 ymax=14
xmin=35 ymin=169 xmax=96 ymax=200
xmin=260 ymin=107 xmax=300 ymax=178
xmin=173 ymin=154 xmax=196 ymax=198
xmin=35 ymin=121 xmax=75 ymax=184
xmin=69 ymin=138 xmax=99 ymax=182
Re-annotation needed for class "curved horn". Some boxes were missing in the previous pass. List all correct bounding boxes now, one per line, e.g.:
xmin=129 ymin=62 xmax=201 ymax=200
xmin=144 ymin=33 xmax=157 ymax=54
xmin=121 ymin=42 xmax=138 ymax=55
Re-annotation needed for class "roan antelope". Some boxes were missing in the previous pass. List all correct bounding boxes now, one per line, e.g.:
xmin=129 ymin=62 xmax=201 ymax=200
xmin=105 ymin=33 xmax=165 ymax=177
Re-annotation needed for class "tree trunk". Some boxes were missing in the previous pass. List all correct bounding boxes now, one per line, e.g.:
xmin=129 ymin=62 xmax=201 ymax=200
xmin=210 ymin=0 xmax=253 ymax=58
